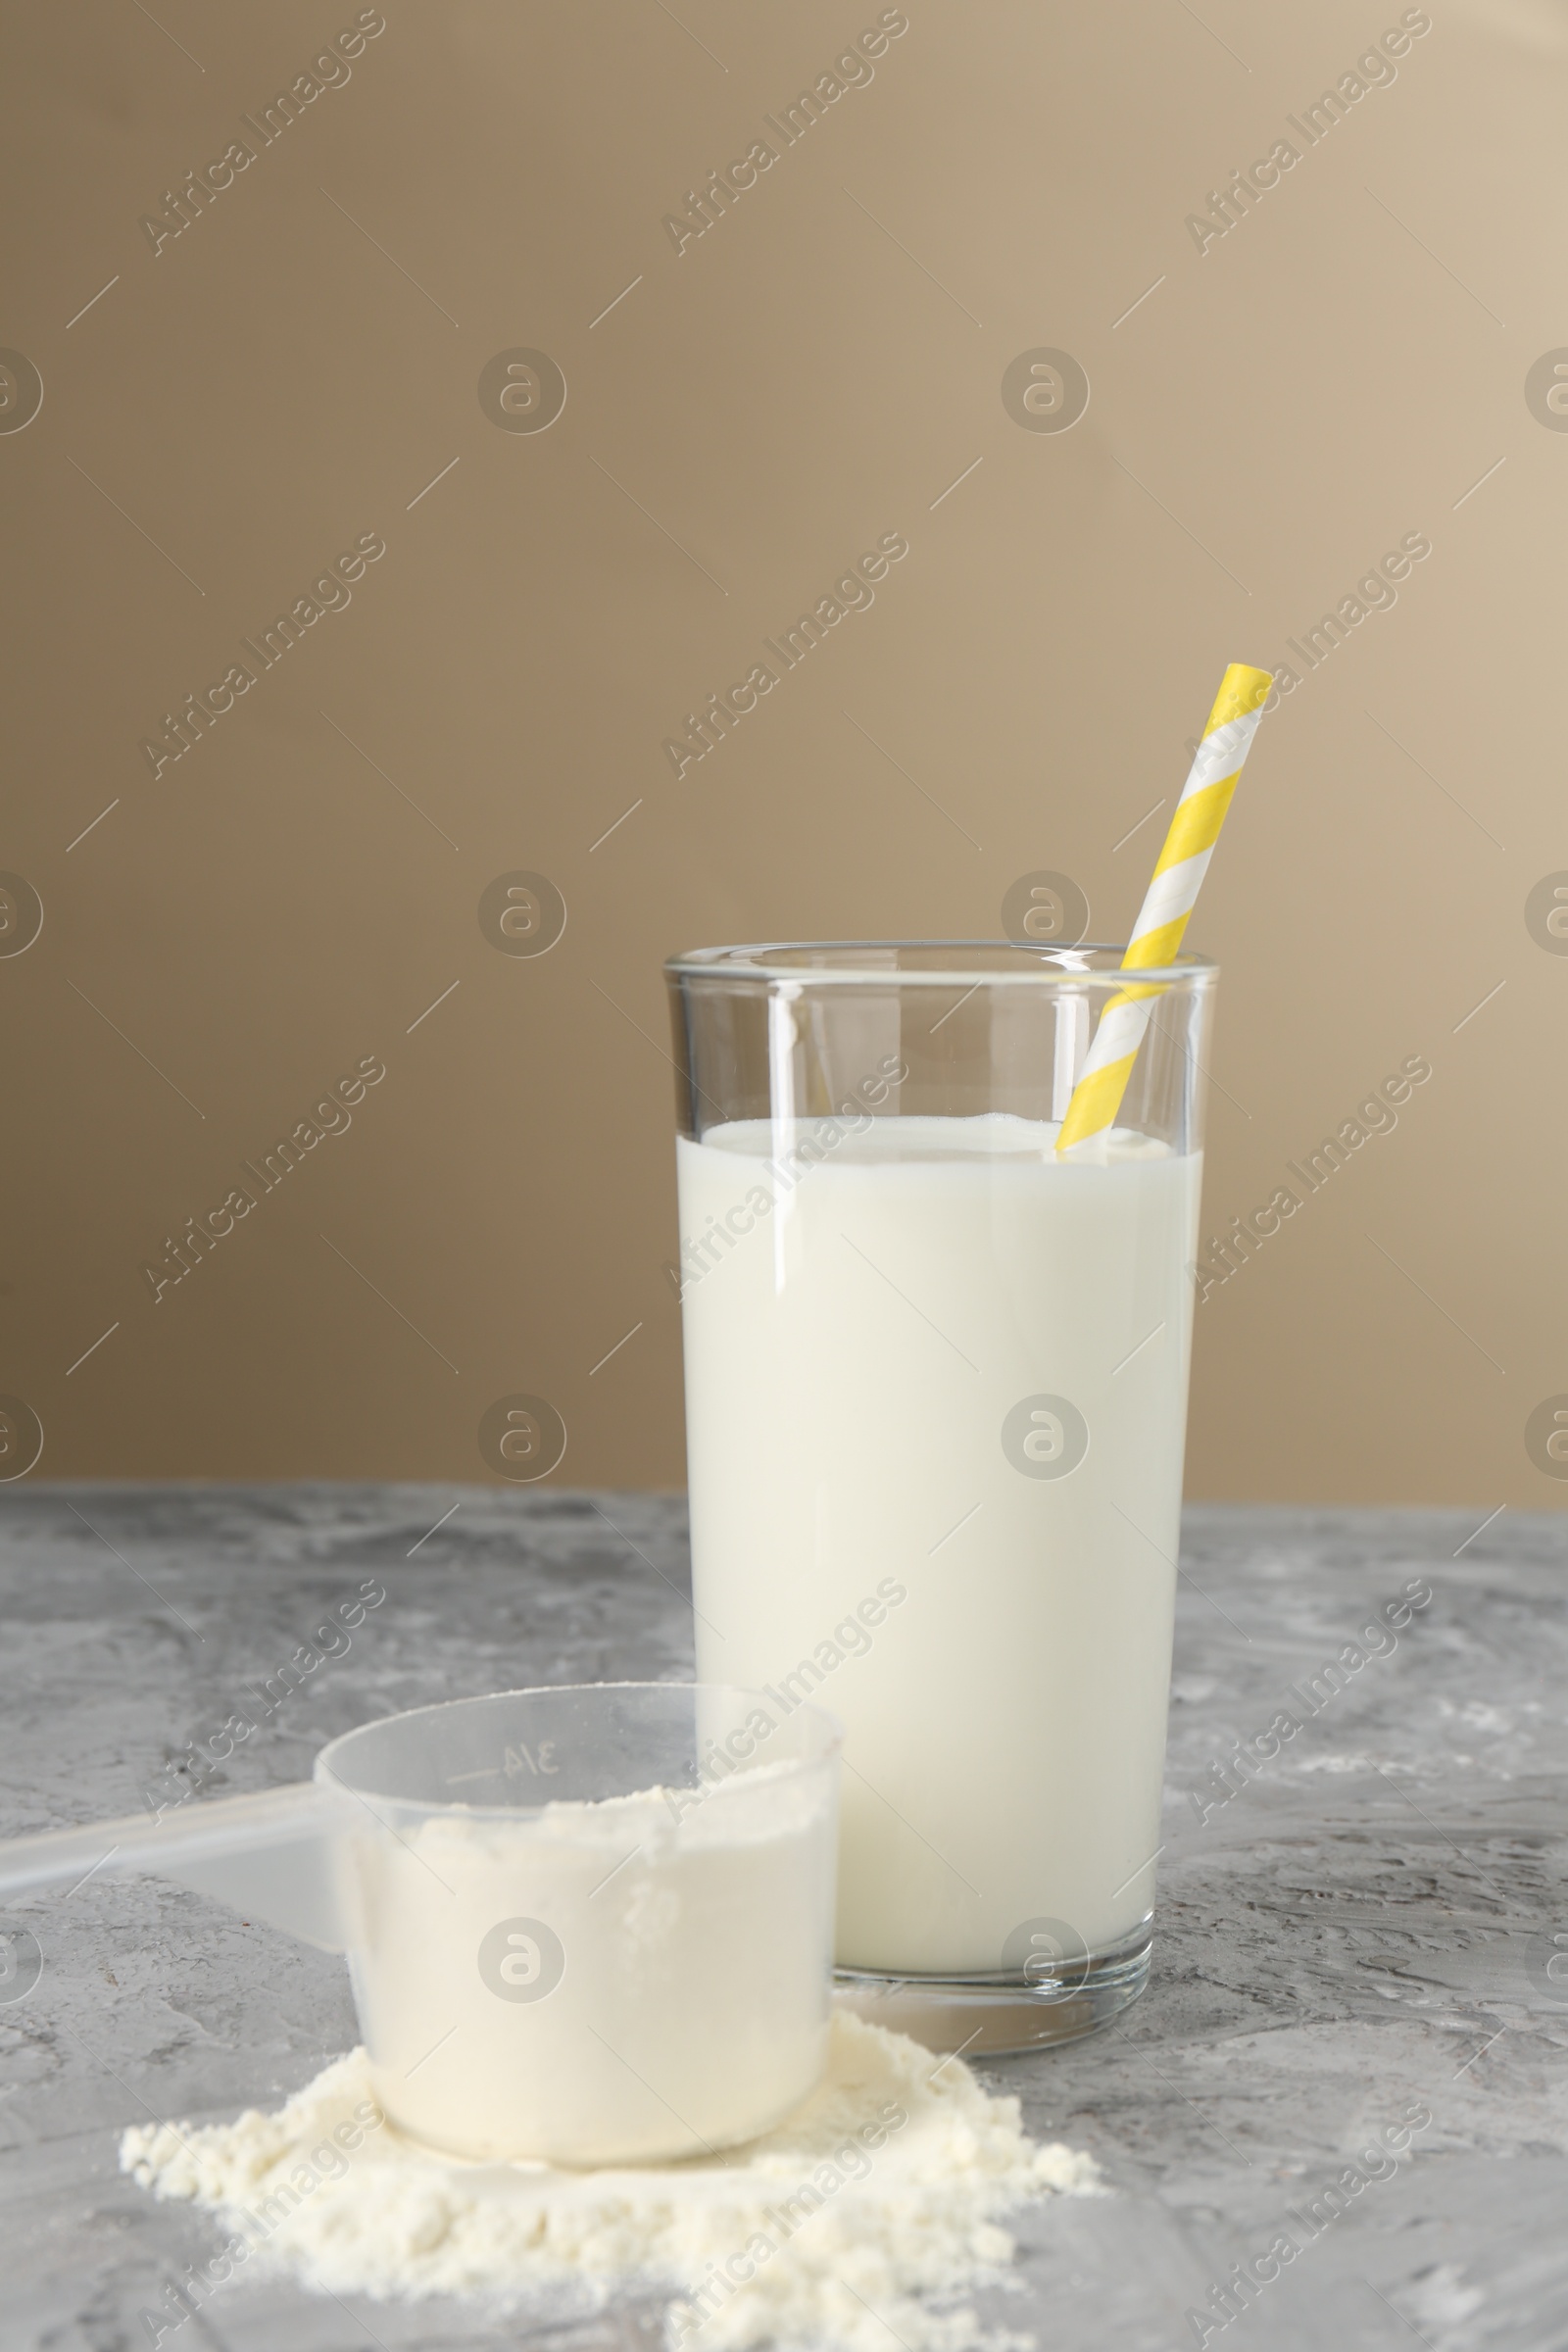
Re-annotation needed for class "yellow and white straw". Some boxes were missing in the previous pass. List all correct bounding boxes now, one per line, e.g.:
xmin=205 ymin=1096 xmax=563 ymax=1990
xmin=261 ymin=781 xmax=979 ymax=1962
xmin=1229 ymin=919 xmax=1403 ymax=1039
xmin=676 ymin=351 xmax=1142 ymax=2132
xmin=1054 ymin=662 xmax=1274 ymax=1153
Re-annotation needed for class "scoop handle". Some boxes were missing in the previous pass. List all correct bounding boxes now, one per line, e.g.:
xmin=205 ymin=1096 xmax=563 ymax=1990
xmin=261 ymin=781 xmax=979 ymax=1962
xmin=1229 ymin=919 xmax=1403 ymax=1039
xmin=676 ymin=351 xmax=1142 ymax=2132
xmin=0 ymin=1781 xmax=357 ymax=1951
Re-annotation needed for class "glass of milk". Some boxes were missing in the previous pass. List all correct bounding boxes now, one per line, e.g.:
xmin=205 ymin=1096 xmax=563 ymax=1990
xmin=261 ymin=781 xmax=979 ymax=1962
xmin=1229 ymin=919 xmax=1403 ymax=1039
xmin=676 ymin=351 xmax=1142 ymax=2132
xmin=666 ymin=942 xmax=1214 ymax=2054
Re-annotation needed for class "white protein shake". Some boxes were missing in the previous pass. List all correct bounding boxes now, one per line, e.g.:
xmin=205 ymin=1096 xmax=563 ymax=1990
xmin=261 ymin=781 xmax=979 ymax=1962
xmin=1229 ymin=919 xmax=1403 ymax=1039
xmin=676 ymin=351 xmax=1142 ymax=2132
xmin=677 ymin=1113 xmax=1201 ymax=1976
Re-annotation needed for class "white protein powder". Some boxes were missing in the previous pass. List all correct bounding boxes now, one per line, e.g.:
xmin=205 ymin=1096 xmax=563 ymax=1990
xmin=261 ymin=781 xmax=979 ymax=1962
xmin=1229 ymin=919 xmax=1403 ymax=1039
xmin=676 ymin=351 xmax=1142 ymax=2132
xmin=122 ymin=2012 xmax=1103 ymax=2352
xmin=342 ymin=1770 xmax=836 ymax=2164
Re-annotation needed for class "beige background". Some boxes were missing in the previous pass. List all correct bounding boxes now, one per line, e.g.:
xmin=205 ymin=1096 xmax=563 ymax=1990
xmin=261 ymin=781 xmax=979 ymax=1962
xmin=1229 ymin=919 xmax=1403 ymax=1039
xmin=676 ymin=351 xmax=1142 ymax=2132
xmin=2 ymin=0 xmax=1561 ymax=1503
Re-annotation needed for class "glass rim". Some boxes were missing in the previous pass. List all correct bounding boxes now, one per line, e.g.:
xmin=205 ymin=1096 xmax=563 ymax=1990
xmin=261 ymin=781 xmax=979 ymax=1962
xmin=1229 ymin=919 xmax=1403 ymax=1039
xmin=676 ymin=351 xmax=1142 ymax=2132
xmin=313 ymin=1680 xmax=843 ymax=1816
xmin=664 ymin=940 xmax=1217 ymax=988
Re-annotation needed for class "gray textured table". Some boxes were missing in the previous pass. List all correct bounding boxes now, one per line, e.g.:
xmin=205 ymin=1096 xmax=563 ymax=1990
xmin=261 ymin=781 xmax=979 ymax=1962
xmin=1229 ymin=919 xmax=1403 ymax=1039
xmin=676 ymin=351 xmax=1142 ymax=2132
xmin=1 ymin=1488 xmax=1564 ymax=2351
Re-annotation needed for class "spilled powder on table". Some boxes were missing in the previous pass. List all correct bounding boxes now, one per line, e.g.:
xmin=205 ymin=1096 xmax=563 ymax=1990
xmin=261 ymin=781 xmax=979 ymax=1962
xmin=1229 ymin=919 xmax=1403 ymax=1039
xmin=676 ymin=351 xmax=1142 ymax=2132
xmin=122 ymin=2012 xmax=1104 ymax=2351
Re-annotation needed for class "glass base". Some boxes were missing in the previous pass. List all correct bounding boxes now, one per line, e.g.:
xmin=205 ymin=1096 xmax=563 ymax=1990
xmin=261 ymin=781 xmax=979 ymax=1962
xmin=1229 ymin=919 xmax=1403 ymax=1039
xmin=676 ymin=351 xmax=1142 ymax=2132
xmin=832 ymin=1919 xmax=1152 ymax=2056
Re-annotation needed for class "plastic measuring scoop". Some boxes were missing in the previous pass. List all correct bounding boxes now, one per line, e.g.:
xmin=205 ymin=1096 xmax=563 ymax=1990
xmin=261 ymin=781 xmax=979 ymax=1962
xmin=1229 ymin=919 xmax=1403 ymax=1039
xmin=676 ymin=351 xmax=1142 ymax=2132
xmin=0 ymin=1683 xmax=842 ymax=2164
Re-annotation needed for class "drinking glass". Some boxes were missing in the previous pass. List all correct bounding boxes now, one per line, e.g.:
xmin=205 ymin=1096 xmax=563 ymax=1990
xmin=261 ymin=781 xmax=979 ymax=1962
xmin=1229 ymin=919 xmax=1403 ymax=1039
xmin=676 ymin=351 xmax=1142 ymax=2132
xmin=666 ymin=942 xmax=1214 ymax=2053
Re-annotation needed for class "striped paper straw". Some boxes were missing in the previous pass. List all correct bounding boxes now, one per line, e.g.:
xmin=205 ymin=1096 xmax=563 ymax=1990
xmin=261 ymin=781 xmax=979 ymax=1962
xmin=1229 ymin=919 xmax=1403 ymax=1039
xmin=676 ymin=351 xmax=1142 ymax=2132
xmin=1054 ymin=662 xmax=1274 ymax=1153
